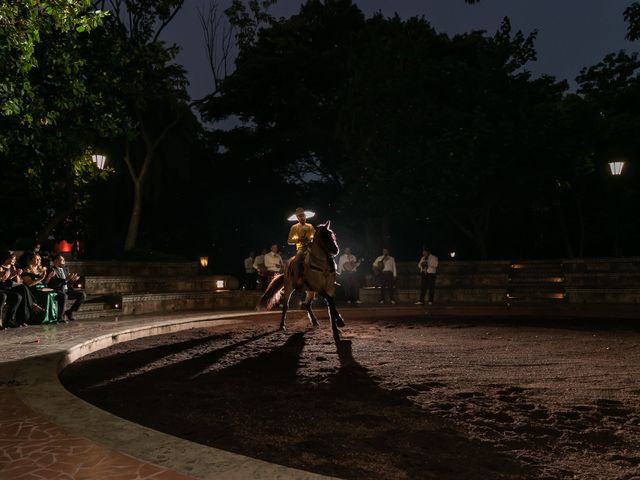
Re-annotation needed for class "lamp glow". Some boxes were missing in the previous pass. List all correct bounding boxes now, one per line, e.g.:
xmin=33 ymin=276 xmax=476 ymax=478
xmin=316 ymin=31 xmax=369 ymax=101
xmin=216 ymin=280 xmax=225 ymax=289
xmin=449 ymin=251 xmax=456 ymax=258
xmin=199 ymin=256 xmax=209 ymax=268
xmin=91 ymin=154 xmax=107 ymax=169
xmin=608 ymin=161 xmax=625 ymax=176
xmin=287 ymin=210 xmax=315 ymax=221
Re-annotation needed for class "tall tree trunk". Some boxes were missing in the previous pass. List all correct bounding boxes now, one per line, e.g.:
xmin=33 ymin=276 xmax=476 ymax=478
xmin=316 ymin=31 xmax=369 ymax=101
xmin=557 ymin=208 xmax=574 ymax=259
xmin=122 ymin=116 xmax=178 ymax=252
xmin=575 ymin=197 xmax=586 ymax=258
xmin=449 ymin=214 xmax=489 ymax=260
xmin=124 ymin=178 xmax=143 ymax=252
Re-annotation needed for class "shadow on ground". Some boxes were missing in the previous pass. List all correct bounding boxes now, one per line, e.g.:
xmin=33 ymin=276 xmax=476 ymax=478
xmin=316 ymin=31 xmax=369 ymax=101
xmin=61 ymin=324 xmax=533 ymax=480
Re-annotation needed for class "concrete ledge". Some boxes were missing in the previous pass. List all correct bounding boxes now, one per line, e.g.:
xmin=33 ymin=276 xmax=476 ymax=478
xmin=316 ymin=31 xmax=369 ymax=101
xmin=13 ymin=311 xmax=338 ymax=480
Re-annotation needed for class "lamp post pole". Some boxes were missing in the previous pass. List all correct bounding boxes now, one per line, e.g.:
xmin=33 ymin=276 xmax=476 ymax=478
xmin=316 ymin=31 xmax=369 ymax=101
xmin=608 ymin=160 xmax=626 ymax=256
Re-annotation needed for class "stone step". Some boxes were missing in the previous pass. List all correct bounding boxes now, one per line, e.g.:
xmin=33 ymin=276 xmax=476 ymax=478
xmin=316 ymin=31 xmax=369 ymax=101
xmin=564 ymin=273 xmax=640 ymax=287
xmin=359 ymin=287 xmax=506 ymax=304
xmin=395 ymin=260 xmax=510 ymax=276
xmin=565 ymin=288 xmax=640 ymax=304
xmin=73 ymin=308 xmax=122 ymax=321
xmin=562 ymin=258 xmax=640 ymax=273
xmin=77 ymin=301 xmax=109 ymax=312
xmin=120 ymin=290 xmax=264 ymax=316
xmin=82 ymin=275 xmax=238 ymax=295
xmin=506 ymin=292 xmax=567 ymax=302
xmin=66 ymin=261 xmax=199 ymax=277
xmin=507 ymin=281 xmax=566 ymax=290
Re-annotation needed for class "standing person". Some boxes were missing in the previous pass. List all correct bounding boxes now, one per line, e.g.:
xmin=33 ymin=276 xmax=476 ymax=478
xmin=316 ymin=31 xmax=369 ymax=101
xmin=47 ymin=254 xmax=86 ymax=321
xmin=253 ymin=248 xmax=268 ymax=291
xmin=416 ymin=248 xmax=439 ymax=305
xmin=373 ymin=248 xmax=397 ymax=304
xmin=338 ymin=247 xmax=362 ymax=304
xmin=288 ymin=207 xmax=316 ymax=286
xmin=243 ymin=251 xmax=256 ymax=290
xmin=264 ymin=244 xmax=284 ymax=286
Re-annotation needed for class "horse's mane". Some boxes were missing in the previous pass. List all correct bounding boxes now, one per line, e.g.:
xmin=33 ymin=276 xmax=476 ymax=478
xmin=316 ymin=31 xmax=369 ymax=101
xmin=314 ymin=221 xmax=339 ymax=256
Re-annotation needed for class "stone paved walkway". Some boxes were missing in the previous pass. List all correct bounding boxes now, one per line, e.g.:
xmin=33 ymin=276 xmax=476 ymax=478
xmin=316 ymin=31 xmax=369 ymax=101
xmin=0 ymin=305 xmax=638 ymax=480
xmin=0 ymin=310 xmax=337 ymax=480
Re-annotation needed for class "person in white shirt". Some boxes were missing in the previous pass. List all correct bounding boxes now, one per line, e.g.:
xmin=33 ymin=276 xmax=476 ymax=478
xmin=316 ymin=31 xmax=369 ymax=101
xmin=264 ymin=244 xmax=284 ymax=286
xmin=253 ymin=248 xmax=268 ymax=290
xmin=373 ymin=248 xmax=397 ymax=304
xmin=415 ymin=248 xmax=438 ymax=305
xmin=337 ymin=247 xmax=361 ymax=304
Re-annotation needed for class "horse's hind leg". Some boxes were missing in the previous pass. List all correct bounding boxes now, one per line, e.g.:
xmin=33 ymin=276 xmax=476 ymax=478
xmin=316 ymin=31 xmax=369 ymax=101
xmin=304 ymin=291 xmax=319 ymax=327
xmin=280 ymin=289 xmax=293 ymax=331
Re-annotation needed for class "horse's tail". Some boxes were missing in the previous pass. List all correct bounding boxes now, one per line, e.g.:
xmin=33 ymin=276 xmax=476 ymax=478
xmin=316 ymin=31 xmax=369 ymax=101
xmin=257 ymin=274 xmax=285 ymax=311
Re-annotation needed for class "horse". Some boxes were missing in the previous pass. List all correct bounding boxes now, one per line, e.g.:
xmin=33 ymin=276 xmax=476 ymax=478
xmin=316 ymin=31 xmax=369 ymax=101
xmin=258 ymin=221 xmax=346 ymax=334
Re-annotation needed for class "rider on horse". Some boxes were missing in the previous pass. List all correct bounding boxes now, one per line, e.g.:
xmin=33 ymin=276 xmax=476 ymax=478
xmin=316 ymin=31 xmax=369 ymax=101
xmin=288 ymin=207 xmax=315 ymax=286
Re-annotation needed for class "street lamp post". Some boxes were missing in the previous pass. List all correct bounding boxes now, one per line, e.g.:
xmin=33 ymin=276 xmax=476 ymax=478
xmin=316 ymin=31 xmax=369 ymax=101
xmin=608 ymin=159 xmax=627 ymax=255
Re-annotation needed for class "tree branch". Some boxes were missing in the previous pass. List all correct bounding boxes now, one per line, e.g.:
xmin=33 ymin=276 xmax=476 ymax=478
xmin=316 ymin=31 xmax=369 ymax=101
xmin=153 ymin=1 xmax=185 ymax=43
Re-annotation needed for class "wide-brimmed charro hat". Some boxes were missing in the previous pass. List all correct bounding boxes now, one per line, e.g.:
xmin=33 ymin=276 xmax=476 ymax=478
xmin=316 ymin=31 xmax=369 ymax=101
xmin=288 ymin=207 xmax=315 ymax=221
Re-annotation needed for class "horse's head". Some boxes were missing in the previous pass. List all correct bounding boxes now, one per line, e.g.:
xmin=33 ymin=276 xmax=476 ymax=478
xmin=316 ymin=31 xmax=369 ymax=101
xmin=316 ymin=220 xmax=339 ymax=256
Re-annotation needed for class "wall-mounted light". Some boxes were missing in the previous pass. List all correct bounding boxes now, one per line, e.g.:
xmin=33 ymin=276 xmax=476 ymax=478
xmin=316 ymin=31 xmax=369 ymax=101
xmin=91 ymin=154 xmax=107 ymax=169
xmin=199 ymin=256 xmax=209 ymax=268
xmin=449 ymin=251 xmax=456 ymax=258
xmin=216 ymin=279 xmax=225 ymax=289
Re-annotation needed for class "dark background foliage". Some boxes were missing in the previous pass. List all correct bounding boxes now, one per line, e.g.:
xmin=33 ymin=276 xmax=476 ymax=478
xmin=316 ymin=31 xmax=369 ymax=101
xmin=2 ymin=0 xmax=640 ymax=278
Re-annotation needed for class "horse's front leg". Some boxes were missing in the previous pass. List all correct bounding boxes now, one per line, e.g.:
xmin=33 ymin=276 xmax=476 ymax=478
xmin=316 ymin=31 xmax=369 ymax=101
xmin=304 ymin=291 xmax=319 ymax=327
xmin=321 ymin=292 xmax=345 ymax=332
xmin=280 ymin=289 xmax=293 ymax=331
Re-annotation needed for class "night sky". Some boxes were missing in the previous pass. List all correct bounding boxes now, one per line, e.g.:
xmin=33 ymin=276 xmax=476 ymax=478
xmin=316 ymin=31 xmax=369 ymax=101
xmin=162 ymin=0 xmax=637 ymax=103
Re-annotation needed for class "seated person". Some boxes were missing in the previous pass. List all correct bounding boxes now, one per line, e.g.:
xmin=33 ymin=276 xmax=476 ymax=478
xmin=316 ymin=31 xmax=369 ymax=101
xmin=0 ymin=249 xmax=41 ymax=327
xmin=47 ymin=254 xmax=86 ymax=321
xmin=21 ymin=252 xmax=65 ymax=324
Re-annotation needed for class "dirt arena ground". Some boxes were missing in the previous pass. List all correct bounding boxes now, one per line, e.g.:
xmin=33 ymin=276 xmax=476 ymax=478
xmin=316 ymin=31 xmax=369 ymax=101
xmin=60 ymin=308 xmax=640 ymax=480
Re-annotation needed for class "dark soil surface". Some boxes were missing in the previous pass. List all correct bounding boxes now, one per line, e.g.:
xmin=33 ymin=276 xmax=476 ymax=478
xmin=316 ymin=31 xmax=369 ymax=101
xmin=60 ymin=308 xmax=640 ymax=480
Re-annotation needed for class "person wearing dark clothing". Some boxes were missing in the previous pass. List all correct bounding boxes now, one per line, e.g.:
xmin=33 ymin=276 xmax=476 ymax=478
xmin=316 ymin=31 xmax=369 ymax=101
xmin=47 ymin=254 xmax=85 ymax=321
xmin=373 ymin=248 xmax=397 ymax=304
xmin=0 ymin=250 xmax=39 ymax=327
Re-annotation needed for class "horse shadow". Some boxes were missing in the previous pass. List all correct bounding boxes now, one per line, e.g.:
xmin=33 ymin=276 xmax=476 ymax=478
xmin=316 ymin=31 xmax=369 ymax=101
xmin=64 ymin=324 xmax=537 ymax=479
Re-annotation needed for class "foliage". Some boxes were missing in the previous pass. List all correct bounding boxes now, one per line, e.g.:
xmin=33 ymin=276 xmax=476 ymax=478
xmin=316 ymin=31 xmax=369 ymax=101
xmin=624 ymin=2 xmax=640 ymax=41
xmin=225 ymin=0 xmax=278 ymax=50
xmin=0 ymin=0 xmax=106 ymax=143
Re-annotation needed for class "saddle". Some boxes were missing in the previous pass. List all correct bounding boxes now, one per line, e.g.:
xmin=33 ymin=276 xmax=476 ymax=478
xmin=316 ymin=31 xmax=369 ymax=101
xmin=296 ymin=253 xmax=312 ymax=288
